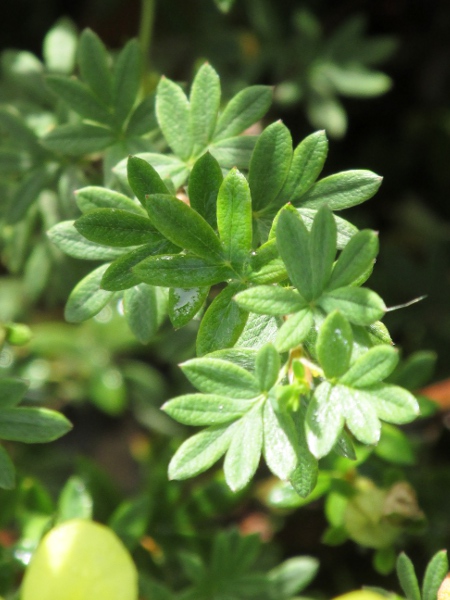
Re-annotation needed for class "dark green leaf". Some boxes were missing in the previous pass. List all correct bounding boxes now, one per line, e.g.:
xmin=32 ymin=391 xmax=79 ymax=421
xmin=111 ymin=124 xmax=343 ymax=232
xmin=278 ymin=130 xmax=328 ymax=206
xmin=156 ymin=76 xmax=192 ymax=160
xmin=256 ymin=344 xmax=280 ymax=392
xmin=163 ymin=394 xmax=252 ymax=426
xmin=0 ymin=407 xmax=72 ymax=443
xmin=65 ymin=264 xmax=114 ymax=322
xmin=224 ymin=405 xmax=263 ymax=491
xmin=217 ymin=168 xmax=252 ymax=267
xmin=375 ymin=424 xmax=415 ymax=466
xmin=188 ymin=152 xmax=223 ymax=228
xmin=168 ymin=286 xmax=209 ymax=328
xmin=145 ymin=194 xmax=223 ymax=261
xmin=75 ymin=208 xmax=159 ymax=247
xmin=328 ymin=230 xmax=379 ymax=290
xmin=181 ymin=357 xmax=260 ymax=398
xmin=123 ymin=283 xmax=168 ymax=343
xmin=0 ymin=378 xmax=28 ymax=408
xmin=0 ymin=108 xmax=41 ymax=153
xmin=301 ymin=170 xmax=382 ymax=210
xmin=126 ymin=94 xmax=157 ymax=136
xmin=309 ymin=206 xmax=337 ymax=297
xmin=196 ymin=284 xmax=249 ymax=355
xmin=396 ymin=553 xmax=421 ymax=600
xmin=340 ymin=346 xmax=399 ymax=387
xmin=168 ymin=424 xmax=234 ymax=480
xmin=249 ymin=121 xmax=292 ymax=212
xmin=5 ymin=167 xmax=48 ymax=224
xmin=41 ymin=123 xmax=115 ymax=154
xmin=76 ymin=186 xmax=146 ymax=215
xmin=190 ymin=63 xmax=221 ymax=154
xmin=276 ymin=207 xmax=313 ymax=301
xmin=133 ymin=254 xmax=231 ymax=288
xmin=214 ymin=85 xmax=272 ymax=141
xmin=317 ymin=311 xmax=353 ymax=378
xmin=0 ymin=446 xmax=15 ymax=489
xmin=318 ymin=287 xmax=386 ymax=325
xmin=423 ymin=550 xmax=449 ymax=600
xmin=234 ymin=285 xmax=305 ymax=316
xmin=78 ymin=29 xmax=113 ymax=106
xmin=113 ymin=39 xmax=141 ymax=125
xmin=127 ymin=155 xmax=169 ymax=204
xmin=46 ymin=75 xmax=113 ymax=124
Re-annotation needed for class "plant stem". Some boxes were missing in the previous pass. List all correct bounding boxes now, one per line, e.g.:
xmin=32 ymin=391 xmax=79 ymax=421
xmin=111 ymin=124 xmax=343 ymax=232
xmin=139 ymin=0 xmax=156 ymax=72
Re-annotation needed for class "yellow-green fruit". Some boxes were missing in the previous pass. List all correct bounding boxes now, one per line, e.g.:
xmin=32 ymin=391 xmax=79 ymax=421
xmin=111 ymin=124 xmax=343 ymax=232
xmin=333 ymin=592 xmax=387 ymax=600
xmin=21 ymin=519 xmax=138 ymax=600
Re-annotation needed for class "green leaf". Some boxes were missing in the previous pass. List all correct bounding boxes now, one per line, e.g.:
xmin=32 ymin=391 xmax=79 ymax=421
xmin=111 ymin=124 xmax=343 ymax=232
xmin=0 ymin=407 xmax=72 ymax=443
xmin=126 ymin=94 xmax=157 ymax=136
xmin=423 ymin=550 xmax=449 ymax=600
xmin=134 ymin=254 xmax=231 ymax=288
xmin=48 ymin=220 xmax=127 ymax=261
xmin=145 ymin=194 xmax=223 ymax=261
xmin=46 ymin=75 xmax=113 ymax=124
xmin=309 ymin=206 xmax=336 ymax=297
xmin=127 ymin=155 xmax=169 ymax=205
xmin=101 ymin=242 xmax=172 ymax=291
xmin=389 ymin=350 xmax=436 ymax=390
xmin=65 ymin=264 xmax=114 ymax=322
xmin=263 ymin=401 xmax=297 ymax=479
xmin=340 ymin=346 xmax=399 ymax=387
xmin=76 ymin=186 xmax=146 ymax=215
xmin=43 ymin=18 xmax=78 ymax=74
xmin=224 ymin=405 xmax=263 ymax=491
xmin=362 ymin=384 xmax=420 ymax=424
xmin=0 ymin=108 xmax=40 ymax=153
xmin=163 ymin=394 xmax=252 ymax=426
xmin=276 ymin=207 xmax=313 ymax=301
xmin=278 ymin=130 xmax=328 ymax=205
xmin=188 ymin=152 xmax=223 ymax=229
xmin=5 ymin=167 xmax=48 ymax=224
xmin=328 ymin=230 xmax=379 ymax=290
xmin=168 ymin=424 xmax=234 ymax=480
xmin=338 ymin=385 xmax=381 ymax=445
xmin=217 ymin=168 xmax=252 ymax=266
xmin=317 ymin=311 xmax=353 ymax=378
xmin=300 ymin=170 xmax=382 ymax=210
xmin=0 ymin=446 xmax=15 ymax=489
xmin=268 ymin=557 xmax=319 ymax=597
xmin=214 ymin=0 xmax=236 ymax=13
xmin=396 ymin=553 xmax=421 ymax=600
xmin=297 ymin=208 xmax=358 ymax=249
xmin=214 ymin=85 xmax=272 ymax=141
xmin=196 ymin=283 xmax=248 ymax=356
xmin=275 ymin=308 xmax=314 ymax=352
xmin=249 ymin=121 xmax=292 ymax=212
xmin=306 ymin=382 xmax=344 ymax=458
xmin=57 ymin=476 xmax=93 ymax=522
xmin=156 ymin=76 xmax=192 ymax=160
xmin=113 ymin=39 xmax=141 ymax=125
xmin=375 ymin=424 xmax=415 ymax=466
xmin=318 ymin=287 xmax=386 ymax=326
xmin=181 ymin=357 xmax=260 ymax=399
xmin=256 ymin=344 xmax=280 ymax=392
xmin=0 ymin=378 xmax=28 ymax=408
xmin=78 ymin=29 xmax=113 ymax=106
xmin=116 ymin=152 xmax=189 ymax=189
xmin=190 ymin=63 xmax=221 ymax=154
xmin=75 ymin=208 xmax=159 ymax=247
xmin=234 ymin=285 xmax=305 ymax=316
xmin=209 ymin=135 xmax=257 ymax=170
xmin=123 ymin=284 xmax=167 ymax=344
xmin=41 ymin=123 xmax=115 ymax=154
xmin=236 ymin=313 xmax=280 ymax=349
xmin=168 ymin=286 xmax=209 ymax=328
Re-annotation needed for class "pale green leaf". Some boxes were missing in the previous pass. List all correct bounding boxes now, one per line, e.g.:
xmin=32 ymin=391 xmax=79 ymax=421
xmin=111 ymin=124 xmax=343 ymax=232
xmin=65 ymin=263 xmax=114 ymax=322
xmin=163 ymin=394 xmax=253 ymax=426
xmin=156 ymin=76 xmax=192 ymax=160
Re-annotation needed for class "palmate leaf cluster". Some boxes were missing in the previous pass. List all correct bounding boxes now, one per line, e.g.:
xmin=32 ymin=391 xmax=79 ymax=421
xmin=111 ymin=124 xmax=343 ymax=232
xmin=48 ymin=60 xmax=422 ymax=499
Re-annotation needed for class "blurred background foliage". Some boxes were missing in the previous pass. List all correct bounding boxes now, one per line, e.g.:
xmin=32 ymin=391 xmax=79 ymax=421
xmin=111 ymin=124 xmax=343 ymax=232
xmin=1 ymin=0 xmax=450 ymax=598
